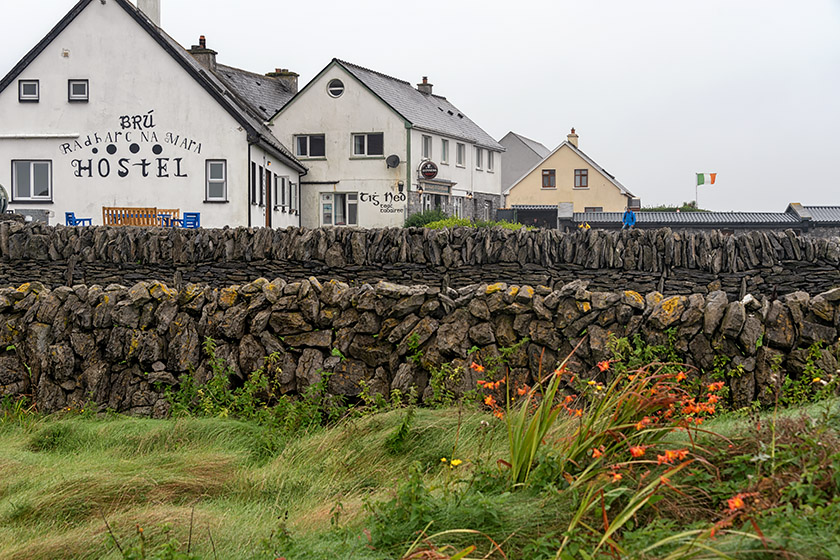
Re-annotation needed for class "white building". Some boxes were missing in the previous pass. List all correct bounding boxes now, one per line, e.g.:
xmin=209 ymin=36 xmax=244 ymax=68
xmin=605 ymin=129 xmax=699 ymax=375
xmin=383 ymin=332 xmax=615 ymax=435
xmin=270 ymin=59 xmax=504 ymax=228
xmin=0 ymin=0 xmax=305 ymax=228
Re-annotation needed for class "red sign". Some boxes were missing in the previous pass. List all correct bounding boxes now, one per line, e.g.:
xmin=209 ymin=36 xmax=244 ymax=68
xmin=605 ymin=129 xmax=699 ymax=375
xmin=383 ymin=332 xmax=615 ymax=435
xmin=419 ymin=161 xmax=438 ymax=179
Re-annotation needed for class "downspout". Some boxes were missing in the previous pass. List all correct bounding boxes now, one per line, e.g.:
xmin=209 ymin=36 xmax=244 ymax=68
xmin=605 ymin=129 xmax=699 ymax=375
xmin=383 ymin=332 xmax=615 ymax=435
xmin=247 ymin=141 xmax=253 ymax=227
xmin=405 ymin=122 xmax=412 ymax=220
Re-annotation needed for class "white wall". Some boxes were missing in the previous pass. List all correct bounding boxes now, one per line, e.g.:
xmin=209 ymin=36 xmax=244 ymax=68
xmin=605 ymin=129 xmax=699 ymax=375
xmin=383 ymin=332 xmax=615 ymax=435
xmin=0 ymin=0 xmax=264 ymax=228
xmin=271 ymin=64 xmax=411 ymax=228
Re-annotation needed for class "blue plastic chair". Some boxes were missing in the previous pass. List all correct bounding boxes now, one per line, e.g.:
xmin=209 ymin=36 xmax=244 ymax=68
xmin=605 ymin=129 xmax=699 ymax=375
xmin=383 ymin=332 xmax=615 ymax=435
xmin=65 ymin=212 xmax=92 ymax=226
xmin=174 ymin=212 xmax=200 ymax=229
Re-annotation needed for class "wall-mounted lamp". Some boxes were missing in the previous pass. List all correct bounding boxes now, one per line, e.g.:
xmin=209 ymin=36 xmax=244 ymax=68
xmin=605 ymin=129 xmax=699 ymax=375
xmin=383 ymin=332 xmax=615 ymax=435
xmin=466 ymin=192 xmax=473 ymax=200
xmin=417 ymin=185 xmax=424 ymax=194
xmin=397 ymin=181 xmax=404 ymax=193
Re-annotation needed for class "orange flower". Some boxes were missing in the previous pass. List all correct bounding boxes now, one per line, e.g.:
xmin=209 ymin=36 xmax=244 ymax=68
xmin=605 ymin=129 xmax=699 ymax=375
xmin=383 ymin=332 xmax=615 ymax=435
xmin=573 ymin=408 xmax=583 ymax=417
xmin=707 ymin=394 xmax=721 ymax=404
xmin=610 ymin=471 xmax=622 ymax=483
xmin=517 ymin=385 xmax=530 ymax=396
xmin=675 ymin=449 xmax=689 ymax=461
xmin=564 ymin=395 xmax=575 ymax=404
xmin=484 ymin=395 xmax=497 ymax=407
xmin=629 ymin=446 xmax=646 ymax=458
xmin=493 ymin=409 xmax=504 ymax=420
xmin=471 ymin=362 xmax=485 ymax=373
xmin=596 ymin=360 xmax=612 ymax=372
xmin=477 ymin=380 xmax=487 ymax=387
xmin=635 ymin=417 xmax=651 ymax=431
xmin=727 ymin=495 xmax=745 ymax=511
xmin=708 ymin=381 xmax=725 ymax=392
xmin=675 ymin=372 xmax=687 ymax=382
xmin=592 ymin=447 xmax=604 ymax=458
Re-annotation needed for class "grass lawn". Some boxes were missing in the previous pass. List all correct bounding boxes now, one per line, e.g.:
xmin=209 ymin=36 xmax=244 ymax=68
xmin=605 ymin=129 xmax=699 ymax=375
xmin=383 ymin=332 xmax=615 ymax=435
xmin=1 ymin=398 xmax=839 ymax=559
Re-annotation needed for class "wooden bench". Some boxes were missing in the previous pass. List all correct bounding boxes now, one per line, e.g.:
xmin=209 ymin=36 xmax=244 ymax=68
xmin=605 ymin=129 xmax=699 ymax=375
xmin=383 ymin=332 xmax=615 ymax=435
xmin=102 ymin=207 xmax=180 ymax=226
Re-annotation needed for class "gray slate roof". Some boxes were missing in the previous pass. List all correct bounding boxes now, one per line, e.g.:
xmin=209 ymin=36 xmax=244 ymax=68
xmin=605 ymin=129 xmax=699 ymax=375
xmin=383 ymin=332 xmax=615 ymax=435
xmin=336 ymin=60 xmax=504 ymax=151
xmin=508 ymin=132 xmax=550 ymax=158
xmin=213 ymin=64 xmax=295 ymax=121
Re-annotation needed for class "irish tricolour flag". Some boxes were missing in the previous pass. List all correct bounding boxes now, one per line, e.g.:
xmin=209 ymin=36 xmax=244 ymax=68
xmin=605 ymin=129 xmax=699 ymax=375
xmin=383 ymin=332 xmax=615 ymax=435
xmin=696 ymin=173 xmax=717 ymax=186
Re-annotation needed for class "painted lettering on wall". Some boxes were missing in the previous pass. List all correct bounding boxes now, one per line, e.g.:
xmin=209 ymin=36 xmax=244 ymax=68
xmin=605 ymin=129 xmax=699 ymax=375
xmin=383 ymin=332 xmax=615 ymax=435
xmin=359 ymin=192 xmax=407 ymax=214
xmin=58 ymin=111 xmax=205 ymax=180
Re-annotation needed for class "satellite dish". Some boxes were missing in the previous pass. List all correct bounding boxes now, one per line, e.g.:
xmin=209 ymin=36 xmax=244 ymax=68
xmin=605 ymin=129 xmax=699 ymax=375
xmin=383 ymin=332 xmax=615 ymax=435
xmin=0 ymin=184 xmax=7 ymax=214
xmin=386 ymin=154 xmax=400 ymax=168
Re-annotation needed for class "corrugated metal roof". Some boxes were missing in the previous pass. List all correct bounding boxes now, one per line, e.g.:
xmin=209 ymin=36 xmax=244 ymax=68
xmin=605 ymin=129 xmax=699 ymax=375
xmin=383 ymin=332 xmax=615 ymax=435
xmin=803 ymin=206 xmax=840 ymax=223
xmin=336 ymin=60 xmax=504 ymax=151
xmin=575 ymin=211 xmax=800 ymax=224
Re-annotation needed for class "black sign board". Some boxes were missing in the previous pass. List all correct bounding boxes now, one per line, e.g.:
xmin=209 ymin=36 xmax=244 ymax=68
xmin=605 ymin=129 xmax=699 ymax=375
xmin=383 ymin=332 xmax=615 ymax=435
xmin=419 ymin=161 xmax=438 ymax=180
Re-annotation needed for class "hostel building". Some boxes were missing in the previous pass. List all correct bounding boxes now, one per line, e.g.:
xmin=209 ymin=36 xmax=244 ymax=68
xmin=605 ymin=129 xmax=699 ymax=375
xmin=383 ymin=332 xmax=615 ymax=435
xmin=0 ymin=0 xmax=305 ymax=228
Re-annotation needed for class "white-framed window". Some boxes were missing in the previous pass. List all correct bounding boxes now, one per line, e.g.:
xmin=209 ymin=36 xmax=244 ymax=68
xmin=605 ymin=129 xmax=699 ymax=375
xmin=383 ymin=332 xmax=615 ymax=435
xmin=453 ymin=196 xmax=462 ymax=217
xmin=205 ymin=160 xmax=227 ymax=201
xmin=352 ymin=133 xmax=384 ymax=156
xmin=441 ymin=139 xmax=449 ymax=164
xmin=276 ymin=176 xmax=288 ymax=211
xmin=475 ymin=147 xmax=484 ymax=170
xmin=18 ymin=80 xmax=39 ymax=102
xmin=321 ymin=192 xmax=358 ymax=226
xmin=327 ymin=79 xmax=344 ymax=97
xmin=290 ymin=182 xmax=298 ymax=213
xmin=422 ymin=135 xmax=432 ymax=159
xmin=68 ymin=79 xmax=89 ymax=102
xmin=12 ymin=160 xmax=52 ymax=201
xmin=295 ymin=134 xmax=325 ymax=157
xmin=422 ymin=194 xmax=433 ymax=212
xmin=456 ymin=143 xmax=465 ymax=167
xmin=487 ymin=151 xmax=494 ymax=172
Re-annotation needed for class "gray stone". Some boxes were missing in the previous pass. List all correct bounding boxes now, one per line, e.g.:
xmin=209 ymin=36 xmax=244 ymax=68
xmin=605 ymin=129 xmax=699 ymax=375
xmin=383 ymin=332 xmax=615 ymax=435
xmin=703 ymin=291 xmax=729 ymax=335
xmin=720 ymin=302 xmax=746 ymax=338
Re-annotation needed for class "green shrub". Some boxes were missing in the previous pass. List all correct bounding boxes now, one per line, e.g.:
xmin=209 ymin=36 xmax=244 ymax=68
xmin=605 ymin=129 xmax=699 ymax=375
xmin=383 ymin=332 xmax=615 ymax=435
xmin=424 ymin=217 xmax=531 ymax=230
xmin=404 ymin=209 xmax=446 ymax=228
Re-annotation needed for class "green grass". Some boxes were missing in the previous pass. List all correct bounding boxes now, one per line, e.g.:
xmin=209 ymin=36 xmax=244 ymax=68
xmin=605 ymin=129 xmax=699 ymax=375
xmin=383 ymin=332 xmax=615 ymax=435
xmin=1 ymin=399 xmax=839 ymax=559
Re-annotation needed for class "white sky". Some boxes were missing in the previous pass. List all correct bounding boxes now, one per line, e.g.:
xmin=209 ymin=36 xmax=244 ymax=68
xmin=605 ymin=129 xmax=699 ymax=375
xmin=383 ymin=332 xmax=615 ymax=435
xmin=2 ymin=0 xmax=839 ymax=211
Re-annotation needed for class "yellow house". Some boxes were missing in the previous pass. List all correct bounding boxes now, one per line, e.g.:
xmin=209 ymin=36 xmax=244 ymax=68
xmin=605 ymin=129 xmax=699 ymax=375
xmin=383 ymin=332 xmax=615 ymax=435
xmin=503 ymin=129 xmax=636 ymax=212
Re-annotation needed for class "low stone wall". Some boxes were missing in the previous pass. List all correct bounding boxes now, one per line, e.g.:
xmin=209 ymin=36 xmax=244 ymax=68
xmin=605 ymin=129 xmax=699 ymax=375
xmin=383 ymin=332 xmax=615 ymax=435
xmin=1 ymin=222 xmax=839 ymax=297
xmin=1 ymin=277 xmax=838 ymax=416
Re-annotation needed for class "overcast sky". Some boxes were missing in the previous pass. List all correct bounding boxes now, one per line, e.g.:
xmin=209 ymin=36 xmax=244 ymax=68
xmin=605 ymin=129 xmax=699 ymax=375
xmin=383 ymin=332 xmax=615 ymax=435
xmin=2 ymin=0 xmax=838 ymax=211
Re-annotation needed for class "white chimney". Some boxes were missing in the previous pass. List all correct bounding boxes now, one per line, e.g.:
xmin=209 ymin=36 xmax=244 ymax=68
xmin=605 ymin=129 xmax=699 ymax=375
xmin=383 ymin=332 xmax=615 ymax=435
xmin=138 ymin=0 xmax=161 ymax=27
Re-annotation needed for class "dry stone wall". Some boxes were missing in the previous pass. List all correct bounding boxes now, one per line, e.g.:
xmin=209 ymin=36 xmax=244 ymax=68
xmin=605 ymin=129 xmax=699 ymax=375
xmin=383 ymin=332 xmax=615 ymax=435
xmin=2 ymin=277 xmax=839 ymax=416
xmin=1 ymin=222 xmax=839 ymax=297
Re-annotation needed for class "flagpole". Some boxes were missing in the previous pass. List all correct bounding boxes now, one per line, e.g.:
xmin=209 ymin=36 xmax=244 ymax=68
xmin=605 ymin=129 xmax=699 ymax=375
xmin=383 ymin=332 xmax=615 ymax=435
xmin=695 ymin=173 xmax=698 ymax=209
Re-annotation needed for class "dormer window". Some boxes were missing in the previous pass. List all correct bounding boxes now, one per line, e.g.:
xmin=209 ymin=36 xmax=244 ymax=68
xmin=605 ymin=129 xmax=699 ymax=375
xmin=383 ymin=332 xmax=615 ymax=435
xmin=68 ymin=79 xmax=89 ymax=102
xmin=18 ymin=80 xmax=39 ymax=102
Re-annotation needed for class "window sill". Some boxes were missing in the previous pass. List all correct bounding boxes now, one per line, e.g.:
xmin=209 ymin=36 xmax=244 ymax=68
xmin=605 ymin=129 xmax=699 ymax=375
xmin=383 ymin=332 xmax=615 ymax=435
xmin=573 ymin=187 xmax=590 ymax=190
xmin=297 ymin=156 xmax=327 ymax=161
xmin=349 ymin=156 xmax=385 ymax=160
xmin=68 ymin=99 xmax=89 ymax=103
xmin=456 ymin=164 xmax=465 ymax=168
xmin=204 ymin=199 xmax=229 ymax=203
xmin=440 ymin=161 xmax=449 ymax=166
xmin=11 ymin=198 xmax=53 ymax=204
xmin=541 ymin=187 xmax=556 ymax=190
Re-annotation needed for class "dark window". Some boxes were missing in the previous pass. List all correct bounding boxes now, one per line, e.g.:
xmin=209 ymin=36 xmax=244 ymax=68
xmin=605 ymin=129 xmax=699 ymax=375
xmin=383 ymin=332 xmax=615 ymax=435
xmin=68 ymin=79 xmax=89 ymax=102
xmin=18 ymin=80 xmax=39 ymax=102
xmin=327 ymin=79 xmax=344 ymax=97
xmin=584 ymin=206 xmax=603 ymax=213
xmin=295 ymin=134 xmax=325 ymax=157
xmin=251 ymin=162 xmax=258 ymax=204
xmin=574 ymin=169 xmax=588 ymax=188
xmin=542 ymin=169 xmax=556 ymax=188
xmin=353 ymin=133 xmax=384 ymax=156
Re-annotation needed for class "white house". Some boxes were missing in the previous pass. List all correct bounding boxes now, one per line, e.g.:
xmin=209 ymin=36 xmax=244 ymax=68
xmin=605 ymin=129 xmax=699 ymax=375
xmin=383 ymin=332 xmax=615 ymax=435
xmin=270 ymin=59 xmax=504 ymax=228
xmin=0 ymin=0 xmax=305 ymax=228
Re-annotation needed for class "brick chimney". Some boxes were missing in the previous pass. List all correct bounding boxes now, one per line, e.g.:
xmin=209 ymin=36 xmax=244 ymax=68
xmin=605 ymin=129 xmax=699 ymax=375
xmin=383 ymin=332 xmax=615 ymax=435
xmin=137 ymin=0 xmax=161 ymax=27
xmin=416 ymin=76 xmax=433 ymax=95
xmin=266 ymin=68 xmax=299 ymax=94
xmin=567 ymin=127 xmax=579 ymax=147
xmin=188 ymin=35 xmax=217 ymax=71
